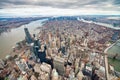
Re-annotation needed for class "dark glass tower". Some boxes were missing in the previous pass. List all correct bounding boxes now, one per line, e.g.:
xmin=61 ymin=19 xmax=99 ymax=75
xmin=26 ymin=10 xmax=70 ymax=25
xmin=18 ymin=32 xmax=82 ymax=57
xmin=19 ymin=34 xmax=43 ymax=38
xmin=34 ymin=39 xmax=41 ymax=48
xmin=24 ymin=28 xmax=33 ymax=44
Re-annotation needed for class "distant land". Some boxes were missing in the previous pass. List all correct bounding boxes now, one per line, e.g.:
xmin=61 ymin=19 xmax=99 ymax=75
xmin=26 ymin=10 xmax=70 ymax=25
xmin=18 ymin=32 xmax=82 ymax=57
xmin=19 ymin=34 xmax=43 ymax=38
xmin=0 ymin=17 xmax=48 ymax=34
xmin=49 ymin=15 xmax=120 ymax=27
xmin=0 ymin=15 xmax=120 ymax=34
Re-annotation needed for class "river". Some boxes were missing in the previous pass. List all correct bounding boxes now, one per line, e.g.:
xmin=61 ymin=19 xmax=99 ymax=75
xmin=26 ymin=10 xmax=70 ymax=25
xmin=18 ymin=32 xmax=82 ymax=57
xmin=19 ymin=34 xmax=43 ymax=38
xmin=0 ymin=19 xmax=47 ymax=59
xmin=77 ymin=17 xmax=120 ymax=30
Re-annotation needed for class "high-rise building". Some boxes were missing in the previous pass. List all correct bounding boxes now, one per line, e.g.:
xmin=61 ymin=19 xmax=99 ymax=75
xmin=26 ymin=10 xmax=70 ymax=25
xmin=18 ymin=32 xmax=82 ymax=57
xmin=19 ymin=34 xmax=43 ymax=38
xmin=83 ymin=38 xmax=88 ymax=47
xmin=33 ymin=46 xmax=39 ymax=58
xmin=53 ymin=56 xmax=65 ymax=76
xmin=24 ymin=28 xmax=33 ymax=44
xmin=69 ymin=69 xmax=76 ymax=80
xmin=51 ymin=69 xmax=59 ymax=80
xmin=56 ymin=37 xmax=61 ymax=49
xmin=76 ymin=70 xmax=84 ymax=80
xmin=34 ymin=38 xmax=41 ymax=48
xmin=61 ymin=46 xmax=66 ymax=55
xmin=48 ymin=32 xmax=52 ymax=42
xmin=75 ymin=58 xmax=80 ymax=75
xmin=38 ymin=51 xmax=46 ymax=62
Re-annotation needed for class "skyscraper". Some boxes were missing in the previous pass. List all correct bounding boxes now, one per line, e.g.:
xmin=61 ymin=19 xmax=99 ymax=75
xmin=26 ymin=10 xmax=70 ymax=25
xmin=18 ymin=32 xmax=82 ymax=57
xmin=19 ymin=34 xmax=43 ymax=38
xmin=53 ymin=56 xmax=65 ymax=76
xmin=34 ymin=38 xmax=41 ymax=48
xmin=24 ymin=28 xmax=33 ymax=44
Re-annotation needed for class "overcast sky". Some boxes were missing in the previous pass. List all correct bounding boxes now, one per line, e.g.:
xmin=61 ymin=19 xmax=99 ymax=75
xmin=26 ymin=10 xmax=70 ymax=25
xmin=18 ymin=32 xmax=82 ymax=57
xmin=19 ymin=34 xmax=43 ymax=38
xmin=0 ymin=0 xmax=120 ymax=17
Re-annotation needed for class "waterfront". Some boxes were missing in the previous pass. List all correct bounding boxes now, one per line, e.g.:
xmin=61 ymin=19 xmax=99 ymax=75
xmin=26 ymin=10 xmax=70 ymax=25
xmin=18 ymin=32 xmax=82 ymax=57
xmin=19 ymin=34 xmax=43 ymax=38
xmin=0 ymin=18 xmax=119 ymax=58
xmin=77 ymin=17 xmax=120 ymax=30
xmin=0 ymin=19 xmax=47 ymax=58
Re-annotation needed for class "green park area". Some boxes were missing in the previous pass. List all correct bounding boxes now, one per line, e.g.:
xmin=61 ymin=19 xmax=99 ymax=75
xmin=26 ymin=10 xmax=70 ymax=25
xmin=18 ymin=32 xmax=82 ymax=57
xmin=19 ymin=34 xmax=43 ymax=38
xmin=108 ymin=58 xmax=120 ymax=72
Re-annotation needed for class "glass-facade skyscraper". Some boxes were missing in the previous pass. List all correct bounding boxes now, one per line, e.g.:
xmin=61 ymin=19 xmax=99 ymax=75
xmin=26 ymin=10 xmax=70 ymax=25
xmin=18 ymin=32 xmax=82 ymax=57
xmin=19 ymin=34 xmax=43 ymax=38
xmin=24 ymin=28 xmax=33 ymax=44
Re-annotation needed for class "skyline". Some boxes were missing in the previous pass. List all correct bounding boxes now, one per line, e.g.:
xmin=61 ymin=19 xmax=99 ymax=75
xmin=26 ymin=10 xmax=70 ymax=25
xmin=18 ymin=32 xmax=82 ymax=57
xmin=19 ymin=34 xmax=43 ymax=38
xmin=0 ymin=0 xmax=120 ymax=17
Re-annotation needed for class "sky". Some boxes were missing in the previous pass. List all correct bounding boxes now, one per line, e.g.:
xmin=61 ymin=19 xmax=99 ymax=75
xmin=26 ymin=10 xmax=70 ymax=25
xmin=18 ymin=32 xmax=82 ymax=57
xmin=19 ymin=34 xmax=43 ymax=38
xmin=0 ymin=0 xmax=120 ymax=17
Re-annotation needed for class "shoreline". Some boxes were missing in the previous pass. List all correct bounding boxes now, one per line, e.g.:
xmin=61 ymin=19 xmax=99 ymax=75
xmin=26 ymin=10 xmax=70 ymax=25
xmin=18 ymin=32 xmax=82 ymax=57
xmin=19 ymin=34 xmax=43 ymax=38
xmin=0 ymin=17 xmax=48 ymax=35
xmin=0 ymin=18 xmax=48 ymax=59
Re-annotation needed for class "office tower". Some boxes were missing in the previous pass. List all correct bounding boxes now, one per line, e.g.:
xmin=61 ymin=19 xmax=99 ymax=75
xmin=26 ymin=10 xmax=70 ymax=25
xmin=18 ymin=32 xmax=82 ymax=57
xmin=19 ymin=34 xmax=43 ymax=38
xmin=46 ymin=48 xmax=52 ymax=57
xmin=68 ymin=53 xmax=74 ymax=65
xmin=40 ymin=62 xmax=51 ymax=74
xmin=33 ymin=34 xmax=35 ymax=38
xmin=38 ymin=50 xmax=46 ymax=63
xmin=67 ymin=37 xmax=70 ymax=48
xmin=31 ymin=42 xmax=47 ymax=63
xmin=30 ymin=75 xmax=37 ymax=80
xmin=52 ymin=69 xmax=59 ymax=80
xmin=69 ymin=69 xmax=75 ymax=80
xmin=33 ymin=46 xmax=39 ymax=58
xmin=16 ymin=41 xmax=24 ymax=49
xmin=40 ymin=73 xmax=49 ymax=80
xmin=70 ymin=35 xmax=75 ymax=45
xmin=15 ymin=43 xmax=22 ymax=50
xmin=39 ymin=63 xmax=51 ymax=80
xmin=48 ymin=32 xmax=52 ymax=42
xmin=15 ymin=59 xmax=28 ymax=74
xmin=75 ymin=58 xmax=80 ymax=75
xmin=83 ymin=38 xmax=88 ymax=47
xmin=52 ymin=37 xmax=57 ymax=48
xmin=24 ymin=28 xmax=33 ymax=44
xmin=61 ymin=46 xmax=66 ymax=55
xmin=51 ymin=40 xmax=56 ymax=48
xmin=60 ymin=41 xmax=66 ymax=55
xmin=53 ymin=56 xmax=65 ymax=76
xmin=30 ymin=43 xmax=37 ymax=61
xmin=34 ymin=63 xmax=41 ymax=73
xmin=65 ymin=65 xmax=71 ymax=77
xmin=0 ymin=59 xmax=4 ymax=69
xmin=56 ymin=37 xmax=61 ymax=49
xmin=90 ymin=28 xmax=94 ymax=35
xmin=34 ymin=38 xmax=41 ymax=48
xmin=76 ymin=70 xmax=84 ymax=80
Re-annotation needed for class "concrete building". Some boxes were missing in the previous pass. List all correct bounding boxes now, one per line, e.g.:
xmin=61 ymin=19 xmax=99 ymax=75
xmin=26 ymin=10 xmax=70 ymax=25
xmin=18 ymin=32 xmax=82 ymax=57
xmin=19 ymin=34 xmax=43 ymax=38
xmin=53 ymin=56 xmax=65 ymax=76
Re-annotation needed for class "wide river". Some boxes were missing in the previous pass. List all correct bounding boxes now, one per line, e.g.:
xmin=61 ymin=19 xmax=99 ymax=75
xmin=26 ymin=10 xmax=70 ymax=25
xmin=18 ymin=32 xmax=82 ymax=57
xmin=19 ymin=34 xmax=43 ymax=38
xmin=0 ymin=19 xmax=47 ymax=59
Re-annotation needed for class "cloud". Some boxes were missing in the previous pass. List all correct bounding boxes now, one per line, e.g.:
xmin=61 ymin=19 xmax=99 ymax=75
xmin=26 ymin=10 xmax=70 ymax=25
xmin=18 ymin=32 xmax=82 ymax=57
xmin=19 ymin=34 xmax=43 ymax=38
xmin=0 ymin=7 xmax=120 ymax=17
xmin=0 ymin=0 xmax=118 ymax=9
xmin=0 ymin=0 xmax=120 ymax=16
xmin=113 ymin=0 xmax=120 ymax=5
